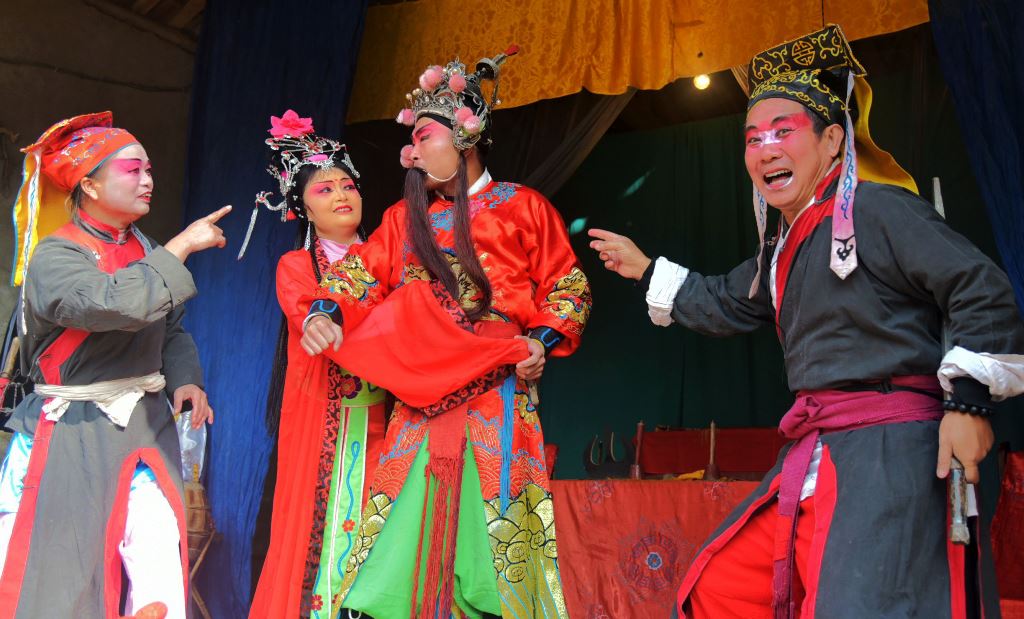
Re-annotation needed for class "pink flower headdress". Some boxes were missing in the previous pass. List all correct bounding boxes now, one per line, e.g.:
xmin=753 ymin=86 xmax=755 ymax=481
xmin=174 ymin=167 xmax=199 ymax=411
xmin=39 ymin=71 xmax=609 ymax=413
xmin=237 ymin=110 xmax=360 ymax=258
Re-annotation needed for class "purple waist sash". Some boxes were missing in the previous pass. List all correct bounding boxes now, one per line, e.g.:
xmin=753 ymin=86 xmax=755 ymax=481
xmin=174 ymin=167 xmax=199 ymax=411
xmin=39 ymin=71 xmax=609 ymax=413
xmin=771 ymin=376 xmax=943 ymax=618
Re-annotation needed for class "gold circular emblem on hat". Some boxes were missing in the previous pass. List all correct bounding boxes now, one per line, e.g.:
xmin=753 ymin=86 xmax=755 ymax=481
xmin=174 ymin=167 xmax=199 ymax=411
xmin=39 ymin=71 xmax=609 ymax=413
xmin=792 ymin=41 xmax=815 ymax=66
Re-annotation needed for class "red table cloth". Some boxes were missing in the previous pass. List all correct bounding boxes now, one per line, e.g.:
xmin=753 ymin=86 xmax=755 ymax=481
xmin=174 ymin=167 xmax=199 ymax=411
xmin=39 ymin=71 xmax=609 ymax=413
xmin=551 ymin=479 xmax=759 ymax=618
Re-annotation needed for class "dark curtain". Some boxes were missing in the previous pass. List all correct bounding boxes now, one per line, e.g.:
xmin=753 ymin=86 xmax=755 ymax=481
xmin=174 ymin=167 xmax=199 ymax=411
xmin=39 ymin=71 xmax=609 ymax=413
xmin=345 ymin=89 xmax=635 ymax=231
xmin=546 ymin=114 xmax=792 ymax=481
xmin=929 ymin=0 xmax=1024 ymax=314
xmin=181 ymin=1 xmax=368 ymax=616
xmin=490 ymin=89 xmax=635 ymax=195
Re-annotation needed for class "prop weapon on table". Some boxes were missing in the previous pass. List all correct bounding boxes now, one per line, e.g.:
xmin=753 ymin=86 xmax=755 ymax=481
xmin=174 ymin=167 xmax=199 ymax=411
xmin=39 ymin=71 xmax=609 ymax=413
xmin=702 ymin=421 xmax=721 ymax=481
xmin=630 ymin=421 xmax=645 ymax=480
xmin=584 ymin=430 xmax=635 ymax=479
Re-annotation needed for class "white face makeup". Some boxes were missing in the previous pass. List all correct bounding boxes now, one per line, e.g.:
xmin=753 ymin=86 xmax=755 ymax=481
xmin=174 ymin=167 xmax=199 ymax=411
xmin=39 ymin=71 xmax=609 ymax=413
xmin=81 ymin=143 xmax=153 ymax=227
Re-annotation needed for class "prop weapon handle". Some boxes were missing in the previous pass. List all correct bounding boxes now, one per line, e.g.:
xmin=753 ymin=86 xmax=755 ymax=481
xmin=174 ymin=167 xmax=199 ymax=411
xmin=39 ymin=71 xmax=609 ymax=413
xmin=934 ymin=177 xmax=971 ymax=546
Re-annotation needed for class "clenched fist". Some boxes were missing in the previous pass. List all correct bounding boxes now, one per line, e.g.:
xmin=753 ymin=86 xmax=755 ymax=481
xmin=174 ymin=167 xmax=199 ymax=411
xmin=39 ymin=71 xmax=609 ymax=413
xmin=302 ymin=315 xmax=343 ymax=356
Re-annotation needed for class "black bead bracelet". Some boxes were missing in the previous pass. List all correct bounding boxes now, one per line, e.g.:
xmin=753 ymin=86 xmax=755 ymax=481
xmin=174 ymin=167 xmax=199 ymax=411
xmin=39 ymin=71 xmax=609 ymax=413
xmin=942 ymin=399 xmax=995 ymax=417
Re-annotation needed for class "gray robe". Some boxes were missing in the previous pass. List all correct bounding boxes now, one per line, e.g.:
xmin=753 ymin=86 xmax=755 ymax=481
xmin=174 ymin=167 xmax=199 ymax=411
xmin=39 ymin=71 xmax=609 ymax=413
xmin=668 ymin=181 xmax=1024 ymax=618
xmin=0 ymin=215 xmax=202 ymax=618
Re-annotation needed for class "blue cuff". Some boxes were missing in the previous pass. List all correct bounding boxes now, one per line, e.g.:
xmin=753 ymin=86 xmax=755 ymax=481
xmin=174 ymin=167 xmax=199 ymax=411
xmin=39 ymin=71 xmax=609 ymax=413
xmin=305 ymin=299 xmax=343 ymax=328
xmin=528 ymin=326 xmax=564 ymax=356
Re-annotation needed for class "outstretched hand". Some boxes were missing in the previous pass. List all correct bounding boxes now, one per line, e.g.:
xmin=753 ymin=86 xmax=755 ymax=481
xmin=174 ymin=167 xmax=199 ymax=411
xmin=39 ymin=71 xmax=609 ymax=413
xmin=165 ymin=205 xmax=232 ymax=262
xmin=587 ymin=228 xmax=652 ymax=280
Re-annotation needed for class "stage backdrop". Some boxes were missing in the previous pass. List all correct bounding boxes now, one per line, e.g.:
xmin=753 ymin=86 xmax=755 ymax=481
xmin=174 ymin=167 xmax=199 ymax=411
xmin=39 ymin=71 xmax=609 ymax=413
xmin=543 ymin=26 xmax=1024 ymax=482
xmin=929 ymin=0 xmax=1024 ymax=314
xmin=181 ymin=1 xmax=368 ymax=616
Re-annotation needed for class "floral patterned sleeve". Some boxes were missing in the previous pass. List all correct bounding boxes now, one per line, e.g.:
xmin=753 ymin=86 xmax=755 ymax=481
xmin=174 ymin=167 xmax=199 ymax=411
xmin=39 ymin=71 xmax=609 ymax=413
xmin=521 ymin=190 xmax=592 ymax=357
xmin=303 ymin=203 xmax=405 ymax=331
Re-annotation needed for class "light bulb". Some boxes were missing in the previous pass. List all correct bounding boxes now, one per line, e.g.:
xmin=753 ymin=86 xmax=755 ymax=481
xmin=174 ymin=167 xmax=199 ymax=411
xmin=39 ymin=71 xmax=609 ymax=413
xmin=693 ymin=74 xmax=711 ymax=90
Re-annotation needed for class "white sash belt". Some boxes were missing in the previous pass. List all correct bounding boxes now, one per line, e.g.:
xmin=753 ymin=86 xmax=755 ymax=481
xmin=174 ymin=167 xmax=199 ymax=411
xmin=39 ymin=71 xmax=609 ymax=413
xmin=36 ymin=372 xmax=166 ymax=428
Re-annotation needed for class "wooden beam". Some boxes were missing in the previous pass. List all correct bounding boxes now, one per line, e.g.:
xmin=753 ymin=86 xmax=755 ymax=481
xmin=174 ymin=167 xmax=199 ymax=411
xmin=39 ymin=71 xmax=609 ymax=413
xmin=169 ymin=0 xmax=205 ymax=29
xmin=81 ymin=0 xmax=196 ymax=53
xmin=131 ymin=0 xmax=162 ymax=15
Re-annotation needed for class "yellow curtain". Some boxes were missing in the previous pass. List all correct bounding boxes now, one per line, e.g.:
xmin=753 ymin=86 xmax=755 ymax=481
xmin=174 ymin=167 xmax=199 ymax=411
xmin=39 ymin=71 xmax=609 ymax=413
xmin=347 ymin=0 xmax=928 ymax=123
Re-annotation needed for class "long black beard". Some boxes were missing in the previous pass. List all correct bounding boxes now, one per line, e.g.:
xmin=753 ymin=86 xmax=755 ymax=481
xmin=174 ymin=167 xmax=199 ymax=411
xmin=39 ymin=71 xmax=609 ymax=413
xmin=403 ymin=161 xmax=492 ymax=321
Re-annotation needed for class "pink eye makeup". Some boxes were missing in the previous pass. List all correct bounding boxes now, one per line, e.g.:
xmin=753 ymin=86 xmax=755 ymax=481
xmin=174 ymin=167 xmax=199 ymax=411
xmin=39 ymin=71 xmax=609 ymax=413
xmin=412 ymin=122 xmax=443 ymax=145
xmin=744 ymin=114 xmax=811 ymax=149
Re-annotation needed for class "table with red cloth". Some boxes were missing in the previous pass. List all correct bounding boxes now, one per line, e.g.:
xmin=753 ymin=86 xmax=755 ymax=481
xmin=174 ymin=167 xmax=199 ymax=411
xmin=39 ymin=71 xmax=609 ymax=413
xmin=551 ymin=479 xmax=759 ymax=618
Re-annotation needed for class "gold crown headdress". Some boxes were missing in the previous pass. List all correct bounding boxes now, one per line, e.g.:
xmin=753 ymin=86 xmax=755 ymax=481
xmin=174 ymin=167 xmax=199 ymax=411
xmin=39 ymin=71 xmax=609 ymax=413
xmin=396 ymin=45 xmax=519 ymax=152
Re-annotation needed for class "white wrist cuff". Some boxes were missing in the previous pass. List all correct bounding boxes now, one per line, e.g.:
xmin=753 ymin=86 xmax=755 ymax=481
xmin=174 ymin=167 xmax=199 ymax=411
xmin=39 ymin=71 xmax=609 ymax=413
xmin=645 ymin=257 xmax=688 ymax=327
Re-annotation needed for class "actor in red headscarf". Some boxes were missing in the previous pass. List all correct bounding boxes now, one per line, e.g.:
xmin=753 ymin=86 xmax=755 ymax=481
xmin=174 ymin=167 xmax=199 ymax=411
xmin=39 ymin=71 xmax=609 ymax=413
xmin=0 ymin=112 xmax=229 ymax=619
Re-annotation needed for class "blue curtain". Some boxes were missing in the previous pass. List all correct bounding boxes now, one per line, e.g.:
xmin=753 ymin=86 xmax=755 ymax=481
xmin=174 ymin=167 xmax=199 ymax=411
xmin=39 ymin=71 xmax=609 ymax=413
xmin=182 ymin=1 xmax=368 ymax=615
xmin=929 ymin=0 xmax=1024 ymax=314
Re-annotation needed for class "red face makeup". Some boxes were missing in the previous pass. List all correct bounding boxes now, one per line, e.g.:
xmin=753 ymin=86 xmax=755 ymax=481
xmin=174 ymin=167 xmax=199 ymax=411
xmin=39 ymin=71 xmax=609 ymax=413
xmin=744 ymin=112 xmax=812 ymax=151
xmin=108 ymin=158 xmax=154 ymax=202
xmin=743 ymin=98 xmax=841 ymax=220
xmin=408 ymin=117 xmax=460 ymax=189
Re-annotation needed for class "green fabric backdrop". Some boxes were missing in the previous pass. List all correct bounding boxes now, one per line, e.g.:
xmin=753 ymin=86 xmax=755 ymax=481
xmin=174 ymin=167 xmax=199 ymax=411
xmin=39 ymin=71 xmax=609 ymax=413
xmin=543 ymin=54 xmax=1024 ymax=481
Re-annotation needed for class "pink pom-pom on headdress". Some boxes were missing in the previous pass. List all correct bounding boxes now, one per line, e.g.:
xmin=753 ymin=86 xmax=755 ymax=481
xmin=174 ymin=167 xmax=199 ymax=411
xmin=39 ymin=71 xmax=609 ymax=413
xmin=399 ymin=144 xmax=415 ymax=169
xmin=455 ymin=106 xmax=474 ymax=124
xmin=419 ymin=66 xmax=443 ymax=92
xmin=449 ymin=72 xmax=467 ymax=94
xmin=462 ymin=115 xmax=482 ymax=135
xmin=396 ymin=108 xmax=415 ymax=126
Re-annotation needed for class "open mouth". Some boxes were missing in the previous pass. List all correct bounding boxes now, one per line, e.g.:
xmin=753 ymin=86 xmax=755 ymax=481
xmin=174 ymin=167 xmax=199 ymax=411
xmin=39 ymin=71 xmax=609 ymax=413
xmin=138 ymin=193 xmax=152 ymax=203
xmin=763 ymin=169 xmax=793 ymax=189
xmin=334 ymin=206 xmax=353 ymax=214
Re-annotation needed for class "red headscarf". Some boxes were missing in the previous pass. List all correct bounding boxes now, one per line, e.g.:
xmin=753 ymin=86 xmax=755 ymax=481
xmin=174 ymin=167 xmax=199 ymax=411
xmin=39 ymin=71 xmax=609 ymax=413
xmin=11 ymin=112 xmax=138 ymax=285
xmin=37 ymin=112 xmax=139 ymax=191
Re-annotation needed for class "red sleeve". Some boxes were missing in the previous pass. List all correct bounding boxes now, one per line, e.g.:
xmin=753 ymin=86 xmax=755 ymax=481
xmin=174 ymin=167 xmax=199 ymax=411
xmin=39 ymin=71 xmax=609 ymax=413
xmin=521 ymin=190 xmax=592 ymax=357
xmin=301 ymin=202 xmax=406 ymax=332
xmin=276 ymin=250 xmax=318 ymax=334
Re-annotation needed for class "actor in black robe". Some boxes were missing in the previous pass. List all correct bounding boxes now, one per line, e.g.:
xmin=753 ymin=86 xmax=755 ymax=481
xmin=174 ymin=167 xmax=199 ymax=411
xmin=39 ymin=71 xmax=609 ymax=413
xmin=590 ymin=24 xmax=1024 ymax=619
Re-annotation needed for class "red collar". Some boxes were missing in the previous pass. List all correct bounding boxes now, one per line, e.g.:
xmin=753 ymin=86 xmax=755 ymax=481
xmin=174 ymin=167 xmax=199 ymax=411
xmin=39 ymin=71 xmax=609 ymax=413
xmin=772 ymin=163 xmax=843 ymax=334
xmin=77 ymin=209 xmax=132 ymax=243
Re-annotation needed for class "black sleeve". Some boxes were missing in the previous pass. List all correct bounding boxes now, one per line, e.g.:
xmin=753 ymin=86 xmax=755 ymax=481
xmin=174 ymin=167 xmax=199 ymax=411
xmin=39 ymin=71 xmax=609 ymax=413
xmin=669 ymin=254 xmax=775 ymax=337
xmin=857 ymin=183 xmax=1024 ymax=405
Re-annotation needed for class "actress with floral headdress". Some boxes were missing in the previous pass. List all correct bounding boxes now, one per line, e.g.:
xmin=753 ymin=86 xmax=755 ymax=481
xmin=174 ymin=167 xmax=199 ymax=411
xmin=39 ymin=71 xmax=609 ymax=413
xmin=245 ymin=111 xmax=386 ymax=619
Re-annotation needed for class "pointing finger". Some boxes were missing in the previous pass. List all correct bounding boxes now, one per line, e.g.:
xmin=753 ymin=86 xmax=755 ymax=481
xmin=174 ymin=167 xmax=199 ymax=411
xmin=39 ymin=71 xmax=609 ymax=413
xmin=204 ymin=205 xmax=233 ymax=223
xmin=587 ymin=228 xmax=621 ymax=242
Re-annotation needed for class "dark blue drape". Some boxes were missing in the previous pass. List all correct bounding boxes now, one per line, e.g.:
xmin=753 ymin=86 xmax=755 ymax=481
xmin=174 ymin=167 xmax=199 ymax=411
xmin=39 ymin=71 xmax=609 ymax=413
xmin=929 ymin=0 xmax=1024 ymax=314
xmin=182 ymin=1 xmax=368 ymax=615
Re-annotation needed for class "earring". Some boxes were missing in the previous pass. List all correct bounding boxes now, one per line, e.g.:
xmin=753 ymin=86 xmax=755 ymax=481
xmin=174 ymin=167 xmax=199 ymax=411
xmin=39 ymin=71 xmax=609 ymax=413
xmin=304 ymin=223 xmax=312 ymax=250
